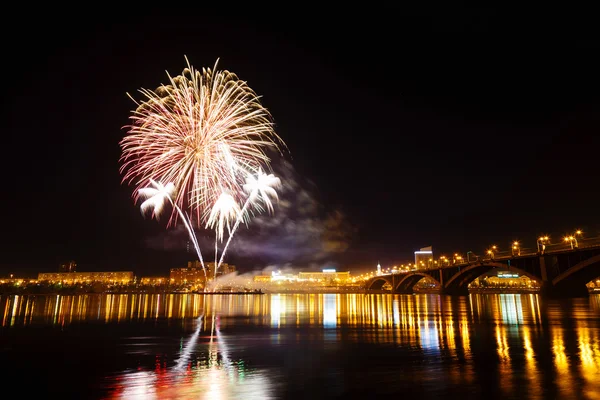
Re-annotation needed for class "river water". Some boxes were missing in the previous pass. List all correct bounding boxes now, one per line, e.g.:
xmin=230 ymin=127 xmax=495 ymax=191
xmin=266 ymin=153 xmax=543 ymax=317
xmin=1 ymin=292 xmax=599 ymax=399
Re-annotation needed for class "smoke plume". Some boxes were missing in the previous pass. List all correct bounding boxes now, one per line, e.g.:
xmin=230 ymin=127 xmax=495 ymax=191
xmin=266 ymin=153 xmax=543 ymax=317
xmin=144 ymin=160 xmax=356 ymax=270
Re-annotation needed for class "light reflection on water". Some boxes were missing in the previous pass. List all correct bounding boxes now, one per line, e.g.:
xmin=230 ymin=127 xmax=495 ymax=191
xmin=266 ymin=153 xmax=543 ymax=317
xmin=1 ymin=293 xmax=600 ymax=398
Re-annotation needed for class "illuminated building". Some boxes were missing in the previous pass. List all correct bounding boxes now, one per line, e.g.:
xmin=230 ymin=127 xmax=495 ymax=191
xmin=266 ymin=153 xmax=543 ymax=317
xmin=252 ymin=269 xmax=352 ymax=285
xmin=270 ymin=270 xmax=295 ymax=282
xmin=170 ymin=266 xmax=204 ymax=285
xmin=170 ymin=261 xmax=237 ymax=285
xmin=297 ymin=269 xmax=350 ymax=283
xmin=414 ymin=246 xmax=433 ymax=269
xmin=485 ymin=272 xmax=532 ymax=287
xmin=187 ymin=260 xmax=203 ymax=269
xmin=0 ymin=278 xmax=37 ymax=285
xmin=470 ymin=271 xmax=537 ymax=288
xmin=253 ymin=275 xmax=272 ymax=282
xmin=140 ymin=276 xmax=168 ymax=285
xmin=38 ymin=271 xmax=133 ymax=284
xmin=59 ymin=260 xmax=77 ymax=273
xmin=377 ymin=263 xmax=382 ymax=276
xmin=206 ymin=262 xmax=236 ymax=278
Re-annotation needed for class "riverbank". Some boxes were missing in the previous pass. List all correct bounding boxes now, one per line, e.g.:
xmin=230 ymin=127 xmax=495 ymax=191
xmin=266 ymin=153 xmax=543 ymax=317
xmin=7 ymin=287 xmax=598 ymax=296
xmin=468 ymin=288 xmax=541 ymax=294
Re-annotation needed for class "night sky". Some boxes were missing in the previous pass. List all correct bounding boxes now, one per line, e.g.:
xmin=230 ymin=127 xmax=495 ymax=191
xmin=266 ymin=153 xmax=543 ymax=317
xmin=2 ymin=9 xmax=599 ymax=277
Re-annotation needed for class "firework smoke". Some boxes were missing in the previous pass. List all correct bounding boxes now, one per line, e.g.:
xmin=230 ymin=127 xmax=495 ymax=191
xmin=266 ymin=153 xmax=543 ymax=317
xmin=145 ymin=161 xmax=355 ymax=269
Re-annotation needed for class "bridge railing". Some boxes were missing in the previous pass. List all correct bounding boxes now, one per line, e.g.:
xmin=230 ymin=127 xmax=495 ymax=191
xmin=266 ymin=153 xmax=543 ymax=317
xmin=465 ymin=237 xmax=600 ymax=264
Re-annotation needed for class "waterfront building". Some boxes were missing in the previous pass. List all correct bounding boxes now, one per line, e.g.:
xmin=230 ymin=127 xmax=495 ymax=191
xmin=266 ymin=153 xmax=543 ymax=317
xmin=297 ymin=269 xmax=350 ymax=283
xmin=270 ymin=270 xmax=296 ymax=282
xmin=485 ymin=271 xmax=533 ymax=287
xmin=470 ymin=271 xmax=536 ymax=288
xmin=253 ymin=275 xmax=272 ymax=282
xmin=38 ymin=271 xmax=133 ymax=284
xmin=187 ymin=260 xmax=236 ymax=277
xmin=252 ymin=269 xmax=352 ymax=285
xmin=170 ymin=266 xmax=204 ymax=285
xmin=415 ymin=246 xmax=433 ymax=269
xmin=140 ymin=276 xmax=168 ymax=285
xmin=0 ymin=277 xmax=38 ymax=285
xmin=206 ymin=262 xmax=236 ymax=279
xmin=170 ymin=261 xmax=236 ymax=285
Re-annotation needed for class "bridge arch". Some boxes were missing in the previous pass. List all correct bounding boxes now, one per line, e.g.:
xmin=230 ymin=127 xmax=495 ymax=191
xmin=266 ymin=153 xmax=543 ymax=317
xmin=444 ymin=262 xmax=540 ymax=295
xmin=366 ymin=277 xmax=393 ymax=291
xmin=365 ymin=273 xmax=441 ymax=293
xmin=552 ymin=253 xmax=600 ymax=293
xmin=393 ymin=273 xmax=441 ymax=293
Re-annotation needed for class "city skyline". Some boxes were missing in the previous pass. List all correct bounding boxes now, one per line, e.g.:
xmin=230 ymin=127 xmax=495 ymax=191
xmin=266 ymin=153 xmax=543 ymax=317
xmin=1 ymin=10 xmax=599 ymax=277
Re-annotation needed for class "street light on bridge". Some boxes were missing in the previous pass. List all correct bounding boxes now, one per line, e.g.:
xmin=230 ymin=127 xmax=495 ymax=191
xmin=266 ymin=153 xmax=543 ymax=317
xmin=537 ymin=236 xmax=550 ymax=254
xmin=564 ymin=235 xmax=578 ymax=249
xmin=439 ymin=256 xmax=448 ymax=266
xmin=512 ymin=241 xmax=521 ymax=256
xmin=564 ymin=230 xmax=582 ymax=249
xmin=454 ymin=253 xmax=463 ymax=264
xmin=487 ymin=245 xmax=497 ymax=260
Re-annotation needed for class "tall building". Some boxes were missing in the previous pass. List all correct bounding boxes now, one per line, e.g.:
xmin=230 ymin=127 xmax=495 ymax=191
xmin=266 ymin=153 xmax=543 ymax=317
xmin=206 ymin=262 xmax=236 ymax=278
xmin=170 ymin=260 xmax=236 ymax=285
xmin=59 ymin=260 xmax=77 ymax=273
xmin=414 ymin=246 xmax=433 ymax=269
xmin=170 ymin=265 xmax=205 ymax=285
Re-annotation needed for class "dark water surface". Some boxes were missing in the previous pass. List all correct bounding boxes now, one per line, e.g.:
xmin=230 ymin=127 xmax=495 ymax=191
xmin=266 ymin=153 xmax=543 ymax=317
xmin=1 ymin=293 xmax=600 ymax=399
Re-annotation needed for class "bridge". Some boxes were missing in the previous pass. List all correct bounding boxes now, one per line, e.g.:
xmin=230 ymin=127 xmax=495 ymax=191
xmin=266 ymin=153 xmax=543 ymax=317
xmin=365 ymin=237 xmax=600 ymax=298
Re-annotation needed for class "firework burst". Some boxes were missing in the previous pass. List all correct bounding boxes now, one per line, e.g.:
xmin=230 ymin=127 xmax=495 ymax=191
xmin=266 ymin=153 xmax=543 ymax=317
xmin=120 ymin=58 xmax=285 ymax=225
xmin=206 ymin=192 xmax=243 ymax=243
xmin=138 ymin=180 xmax=176 ymax=219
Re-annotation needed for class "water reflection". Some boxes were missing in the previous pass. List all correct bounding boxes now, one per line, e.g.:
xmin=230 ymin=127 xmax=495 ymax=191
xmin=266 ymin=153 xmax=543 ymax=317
xmin=323 ymin=294 xmax=336 ymax=328
xmin=2 ymin=293 xmax=600 ymax=398
xmin=109 ymin=313 xmax=273 ymax=399
xmin=270 ymin=294 xmax=281 ymax=328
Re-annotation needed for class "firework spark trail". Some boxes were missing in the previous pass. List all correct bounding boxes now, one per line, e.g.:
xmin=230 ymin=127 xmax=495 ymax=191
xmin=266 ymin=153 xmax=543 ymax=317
xmin=207 ymin=300 xmax=234 ymax=375
xmin=216 ymin=169 xmax=281 ymax=272
xmin=139 ymin=180 xmax=207 ymax=282
xmin=206 ymin=192 xmax=244 ymax=281
xmin=214 ymin=316 xmax=234 ymax=376
xmin=120 ymin=58 xmax=285 ymax=227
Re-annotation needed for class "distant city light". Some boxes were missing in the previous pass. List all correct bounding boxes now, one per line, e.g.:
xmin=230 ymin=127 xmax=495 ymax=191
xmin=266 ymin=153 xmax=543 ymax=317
xmin=322 ymin=269 xmax=336 ymax=273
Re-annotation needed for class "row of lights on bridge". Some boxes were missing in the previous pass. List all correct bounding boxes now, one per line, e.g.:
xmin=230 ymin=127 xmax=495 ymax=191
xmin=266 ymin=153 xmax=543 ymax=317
xmin=487 ymin=230 xmax=583 ymax=259
xmin=366 ymin=229 xmax=587 ymax=277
